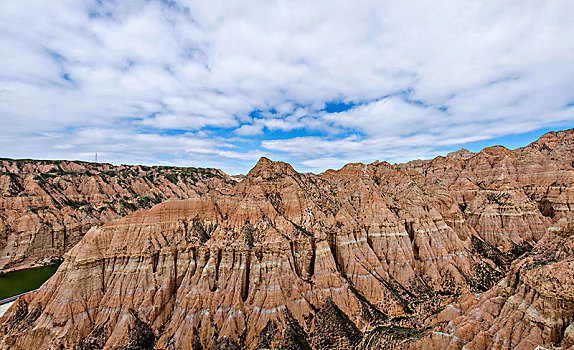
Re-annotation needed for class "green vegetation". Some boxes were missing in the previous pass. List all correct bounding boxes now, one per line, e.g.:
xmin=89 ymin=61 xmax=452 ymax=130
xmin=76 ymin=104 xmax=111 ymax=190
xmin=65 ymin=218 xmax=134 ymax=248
xmin=119 ymin=199 xmax=138 ymax=211
xmin=137 ymin=195 xmax=162 ymax=207
xmin=346 ymin=280 xmax=387 ymax=320
xmin=0 ymin=157 xmax=63 ymax=164
xmin=199 ymin=230 xmax=211 ymax=243
xmin=137 ymin=196 xmax=152 ymax=206
xmin=357 ymin=261 xmax=413 ymax=313
xmin=486 ymin=192 xmax=510 ymax=205
xmin=62 ymin=199 xmax=89 ymax=209
xmin=126 ymin=311 xmax=157 ymax=349
xmin=525 ymin=259 xmax=558 ymax=270
xmin=283 ymin=217 xmax=313 ymax=237
xmin=100 ymin=170 xmax=118 ymax=177
xmin=164 ymin=173 xmax=178 ymax=184
xmin=34 ymin=173 xmax=57 ymax=184
xmin=243 ymin=225 xmax=255 ymax=248
xmin=144 ymin=174 xmax=154 ymax=182
xmin=371 ymin=325 xmax=425 ymax=338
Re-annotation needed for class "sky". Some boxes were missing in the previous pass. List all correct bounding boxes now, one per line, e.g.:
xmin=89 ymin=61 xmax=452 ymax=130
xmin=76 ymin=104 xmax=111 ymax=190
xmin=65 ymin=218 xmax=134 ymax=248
xmin=1 ymin=0 xmax=573 ymax=174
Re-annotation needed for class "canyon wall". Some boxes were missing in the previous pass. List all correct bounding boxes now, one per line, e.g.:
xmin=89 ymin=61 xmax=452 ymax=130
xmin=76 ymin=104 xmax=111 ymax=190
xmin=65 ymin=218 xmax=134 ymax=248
xmin=1 ymin=129 xmax=573 ymax=349
xmin=410 ymin=222 xmax=574 ymax=350
xmin=0 ymin=159 xmax=234 ymax=272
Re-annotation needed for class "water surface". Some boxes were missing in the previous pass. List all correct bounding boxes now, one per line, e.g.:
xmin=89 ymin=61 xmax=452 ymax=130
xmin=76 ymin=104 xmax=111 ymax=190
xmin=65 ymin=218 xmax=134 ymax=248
xmin=0 ymin=263 xmax=61 ymax=300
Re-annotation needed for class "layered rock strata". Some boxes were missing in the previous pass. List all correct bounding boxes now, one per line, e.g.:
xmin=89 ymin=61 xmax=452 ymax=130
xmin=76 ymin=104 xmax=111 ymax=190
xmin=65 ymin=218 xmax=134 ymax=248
xmin=1 ymin=129 xmax=574 ymax=349
xmin=0 ymin=159 xmax=234 ymax=272
xmin=402 ymin=129 xmax=574 ymax=253
xmin=410 ymin=222 xmax=574 ymax=350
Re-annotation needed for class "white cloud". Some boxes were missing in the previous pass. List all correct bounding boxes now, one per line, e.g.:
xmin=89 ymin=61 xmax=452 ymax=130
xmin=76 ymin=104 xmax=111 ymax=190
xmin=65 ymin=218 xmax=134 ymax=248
xmin=0 ymin=0 xmax=573 ymax=173
xmin=140 ymin=113 xmax=237 ymax=129
xmin=234 ymin=123 xmax=264 ymax=136
xmin=323 ymin=98 xmax=442 ymax=136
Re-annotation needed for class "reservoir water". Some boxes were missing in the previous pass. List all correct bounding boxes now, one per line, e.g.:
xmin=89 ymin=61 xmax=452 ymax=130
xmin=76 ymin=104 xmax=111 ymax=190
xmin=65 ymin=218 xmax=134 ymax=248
xmin=0 ymin=263 xmax=61 ymax=301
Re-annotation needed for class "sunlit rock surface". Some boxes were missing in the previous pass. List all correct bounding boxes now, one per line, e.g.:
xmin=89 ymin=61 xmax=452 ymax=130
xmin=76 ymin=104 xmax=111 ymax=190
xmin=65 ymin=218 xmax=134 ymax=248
xmin=1 ymin=129 xmax=573 ymax=349
xmin=0 ymin=159 xmax=234 ymax=272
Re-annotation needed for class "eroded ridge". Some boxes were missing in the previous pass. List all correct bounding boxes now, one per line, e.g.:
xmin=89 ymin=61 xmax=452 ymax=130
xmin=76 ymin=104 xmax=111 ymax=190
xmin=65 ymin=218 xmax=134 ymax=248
xmin=1 ymin=129 xmax=574 ymax=349
xmin=0 ymin=159 xmax=234 ymax=272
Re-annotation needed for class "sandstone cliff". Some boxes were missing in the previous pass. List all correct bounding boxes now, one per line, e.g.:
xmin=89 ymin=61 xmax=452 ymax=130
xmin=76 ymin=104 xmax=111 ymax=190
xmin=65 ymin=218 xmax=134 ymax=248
xmin=410 ymin=221 xmax=574 ymax=350
xmin=0 ymin=159 xmax=234 ymax=272
xmin=1 ymin=129 xmax=573 ymax=349
xmin=402 ymin=129 xmax=574 ymax=254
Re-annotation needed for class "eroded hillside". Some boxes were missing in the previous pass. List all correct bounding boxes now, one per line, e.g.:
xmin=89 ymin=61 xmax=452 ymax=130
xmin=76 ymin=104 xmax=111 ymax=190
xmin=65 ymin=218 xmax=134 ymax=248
xmin=1 ymin=129 xmax=573 ymax=349
xmin=0 ymin=159 xmax=234 ymax=272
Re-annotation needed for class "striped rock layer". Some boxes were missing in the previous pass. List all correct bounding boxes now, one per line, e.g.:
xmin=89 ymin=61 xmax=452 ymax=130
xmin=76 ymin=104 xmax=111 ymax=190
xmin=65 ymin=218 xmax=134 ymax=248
xmin=0 ymin=159 xmax=234 ymax=272
xmin=410 ymin=222 xmax=574 ymax=350
xmin=1 ymin=129 xmax=574 ymax=349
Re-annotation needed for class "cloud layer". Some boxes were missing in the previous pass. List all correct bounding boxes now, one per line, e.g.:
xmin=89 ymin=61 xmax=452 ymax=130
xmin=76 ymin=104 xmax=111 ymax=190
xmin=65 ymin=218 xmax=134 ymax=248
xmin=1 ymin=0 xmax=573 ymax=173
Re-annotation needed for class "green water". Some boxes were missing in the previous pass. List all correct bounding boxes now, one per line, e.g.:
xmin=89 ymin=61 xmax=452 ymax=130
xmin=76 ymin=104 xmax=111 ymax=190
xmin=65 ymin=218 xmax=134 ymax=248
xmin=0 ymin=263 xmax=61 ymax=300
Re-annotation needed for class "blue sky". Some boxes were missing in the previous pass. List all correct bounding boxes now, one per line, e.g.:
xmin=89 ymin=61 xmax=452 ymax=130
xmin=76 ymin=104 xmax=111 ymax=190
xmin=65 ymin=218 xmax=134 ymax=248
xmin=1 ymin=0 xmax=573 ymax=174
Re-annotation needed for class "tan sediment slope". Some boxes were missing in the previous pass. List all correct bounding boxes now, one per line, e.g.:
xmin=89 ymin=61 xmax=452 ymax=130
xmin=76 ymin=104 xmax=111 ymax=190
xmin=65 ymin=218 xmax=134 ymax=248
xmin=0 ymin=160 xmax=234 ymax=272
xmin=1 ymin=129 xmax=573 ymax=349
xmin=409 ymin=222 xmax=574 ymax=350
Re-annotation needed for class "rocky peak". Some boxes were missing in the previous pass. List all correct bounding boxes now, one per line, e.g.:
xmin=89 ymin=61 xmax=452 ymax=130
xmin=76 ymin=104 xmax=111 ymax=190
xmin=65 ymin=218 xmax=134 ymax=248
xmin=245 ymin=157 xmax=299 ymax=180
xmin=531 ymin=128 xmax=574 ymax=148
xmin=446 ymin=148 xmax=475 ymax=160
xmin=326 ymin=161 xmax=394 ymax=179
xmin=478 ymin=145 xmax=516 ymax=157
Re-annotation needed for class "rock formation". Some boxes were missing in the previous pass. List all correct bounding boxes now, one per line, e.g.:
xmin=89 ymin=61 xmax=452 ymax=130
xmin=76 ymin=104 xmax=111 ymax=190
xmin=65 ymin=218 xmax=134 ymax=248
xmin=1 ymin=129 xmax=573 ymax=349
xmin=410 ymin=221 xmax=574 ymax=350
xmin=0 ymin=159 xmax=234 ymax=272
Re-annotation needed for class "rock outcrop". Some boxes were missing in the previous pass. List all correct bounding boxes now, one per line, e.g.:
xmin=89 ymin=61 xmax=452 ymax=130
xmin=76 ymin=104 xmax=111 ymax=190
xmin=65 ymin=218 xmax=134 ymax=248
xmin=1 ymin=129 xmax=574 ymax=349
xmin=411 ymin=221 xmax=574 ymax=350
xmin=402 ymin=129 xmax=574 ymax=253
xmin=0 ymin=159 xmax=234 ymax=272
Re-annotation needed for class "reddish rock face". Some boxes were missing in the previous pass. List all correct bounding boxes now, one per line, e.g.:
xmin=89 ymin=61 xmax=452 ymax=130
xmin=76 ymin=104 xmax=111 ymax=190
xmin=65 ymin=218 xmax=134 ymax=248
xmin=0 ymin=159 xmax=234 ymax=272
xmin=402 ymin=129 xmax=574 ymax=253
xmin=411 ymin=222 xmax=574 ymax=350
xmin=1 ymin=129 xmax=574 ymax=349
